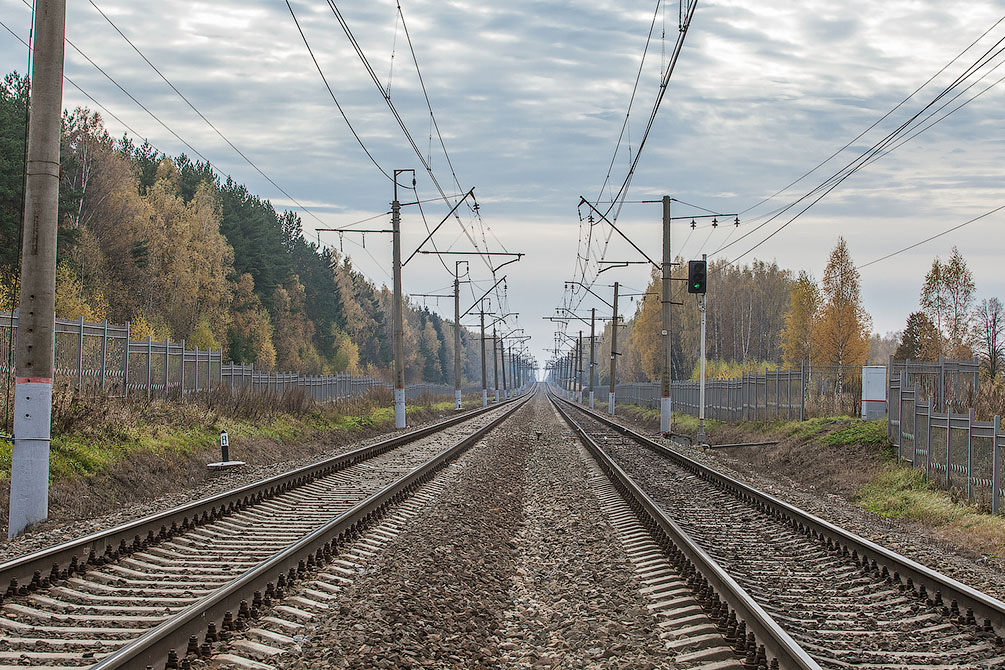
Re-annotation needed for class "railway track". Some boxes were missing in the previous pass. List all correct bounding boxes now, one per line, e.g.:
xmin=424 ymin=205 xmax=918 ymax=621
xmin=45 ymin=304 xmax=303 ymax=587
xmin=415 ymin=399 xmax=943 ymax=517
xmin=0 ymin=394 xmax=529 ymax=670
xmin=552 ymin=392 xmax=1005 ymax=670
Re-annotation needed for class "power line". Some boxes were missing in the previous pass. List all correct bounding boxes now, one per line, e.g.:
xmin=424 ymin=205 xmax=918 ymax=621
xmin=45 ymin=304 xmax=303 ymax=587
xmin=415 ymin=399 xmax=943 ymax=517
xmin=738 ymin=14 xmax=1005 ymax=217
xmin=285 ymin=1 xmax=392 ymax=181
xmin=88 ymin=0 xmax=335 ymax=231
xmin=715 ymin=26 xmax=1005 ymax=265
xmin=857 ymin=205 xmax=1005 ymax=270
xmin=326 ymin=1 xmax=498 ymax=281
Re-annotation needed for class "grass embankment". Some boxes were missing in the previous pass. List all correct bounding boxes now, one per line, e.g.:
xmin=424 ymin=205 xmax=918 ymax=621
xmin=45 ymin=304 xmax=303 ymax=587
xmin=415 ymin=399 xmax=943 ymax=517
xmin=0 ymin=388 xmax=464 ymax=533
xmin=618 ymin=406 xmax=1005 ymax=558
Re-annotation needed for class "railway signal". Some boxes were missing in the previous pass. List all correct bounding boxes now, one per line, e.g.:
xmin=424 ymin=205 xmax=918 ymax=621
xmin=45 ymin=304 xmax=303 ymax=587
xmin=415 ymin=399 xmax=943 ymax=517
xmin=688 ymin=259 xmax=707 ymax=294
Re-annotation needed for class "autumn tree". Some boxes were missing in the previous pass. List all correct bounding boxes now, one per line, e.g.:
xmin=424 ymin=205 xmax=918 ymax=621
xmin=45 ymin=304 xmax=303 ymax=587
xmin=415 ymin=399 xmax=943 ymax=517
xmin=921 ymin=247 xmax=975 ymax=358
xmin=812 ymin=237 xmax=870 ymax=379
xmin=629 ymin=269 xmax=663 ymax=380
xmin=781 ymin=271 xmax=820 ymax=367
xmin=972 ymin=298 xmax=1004 ymax=379
xmin=893 ymin=312 xmax=942 ymax=361
xmin=228 ymin=273 xmax=277 ymax=369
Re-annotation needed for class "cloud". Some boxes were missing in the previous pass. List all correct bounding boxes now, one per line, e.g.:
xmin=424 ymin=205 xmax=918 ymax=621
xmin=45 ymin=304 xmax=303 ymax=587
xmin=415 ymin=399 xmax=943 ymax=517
xmin=1 ymin=0 xmax=1004 ymax=363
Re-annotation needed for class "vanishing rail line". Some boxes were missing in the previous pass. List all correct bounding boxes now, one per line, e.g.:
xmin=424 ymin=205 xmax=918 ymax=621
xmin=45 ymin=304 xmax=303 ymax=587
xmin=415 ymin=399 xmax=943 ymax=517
xmin=552 ymin=392 xmax=1005 ymax=670
xmin=0 ymin=395 xmax=529 ymax=670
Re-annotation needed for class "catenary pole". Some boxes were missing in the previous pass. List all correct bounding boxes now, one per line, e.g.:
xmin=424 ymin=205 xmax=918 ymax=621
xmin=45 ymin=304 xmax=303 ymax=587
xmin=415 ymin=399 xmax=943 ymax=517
xmin=589 ymin=308 xmax=595 ymax=408
xmin=609 ymin=281 xmax=619 ymax=415
xmin=500 ymin=336 xmax=508 ymax=399
xmin=492 ymin=326 xmax=499 ymax=402
xmin=453 ymin=261 xmax=462 ymax=410
xmin=577 ymin=331 xmax=584 ymax=403
xmin=9 ymin=0 xmax=67 ymax=539
xmin=660 ymin=195 xmax=672 ymax=435
xmin=391 ymin=174 xmax=406 ymax=429
xmin=480 ymin=309 xmax=487 ymax=406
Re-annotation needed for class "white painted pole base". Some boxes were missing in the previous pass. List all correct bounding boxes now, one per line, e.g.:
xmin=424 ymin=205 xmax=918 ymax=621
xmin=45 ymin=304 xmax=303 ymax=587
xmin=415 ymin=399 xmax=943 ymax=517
xmin=660 ymin=397 xmax=671 ymax=434
xmin=455 ymin=390 xmax=462 ymax=410
xmin=482 ymin=390 xmax=488 ymax=407
xmin=8 ymin=379 xmax=52 ymax=538
xmin=608 ymin=392 xmax=615 ymax=415
xmin=589 ymin=391 xmax=595 ymax=409
xmin=394 ymin=388 xmax=406 ymax=429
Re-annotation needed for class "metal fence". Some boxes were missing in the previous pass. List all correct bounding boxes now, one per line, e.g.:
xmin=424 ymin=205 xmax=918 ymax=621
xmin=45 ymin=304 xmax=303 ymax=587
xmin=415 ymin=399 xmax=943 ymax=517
xmin=0 ymin=311 xmax=460 ymax=405
xmin=592 ymin=367 xmax=805 ymax=422
xmin=889 ymin=356 xmax=979 ymax=413
xmin=889 ymin=360 xmax=1003 ymax=513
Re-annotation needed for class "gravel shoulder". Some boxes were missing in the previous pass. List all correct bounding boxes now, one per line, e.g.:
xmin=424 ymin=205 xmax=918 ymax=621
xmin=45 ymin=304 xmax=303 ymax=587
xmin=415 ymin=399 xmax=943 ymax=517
xmin=286 ymin=393 xmax=673 ymax=669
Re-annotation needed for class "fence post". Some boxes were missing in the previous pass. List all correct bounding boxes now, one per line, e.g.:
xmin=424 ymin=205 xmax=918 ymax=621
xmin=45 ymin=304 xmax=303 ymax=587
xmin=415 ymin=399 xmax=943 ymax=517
xmin=77 ymin=315 xmax=84 ymax=392
xmin=179 ymin=341 xmax=186 ymax=399
xmin=194 ymin=346 xmax=199 ymax=394
xmin=123 ymin=321 xmax=130 ymax=397
xmin=100 ymin=319 xmax=108 ymax=391
xmin=164 ymin=338 xmax=170 ymax=400
xmin=993 ymin=416 xmax=1000 ymax=515
xmin=218 ymin=349 xmax=222 ymax=389
xmin=946 ymin=406 xmax=952 ymax=488
xmin=927 ymin=396 xmax=933 ymax=481
xmin=968 ymin=407 xmax=974 ymax=500
xmin=800 ymin=361 xmax=806 ymax=421
xmin=146 ymin=335 xmax=152 ymax=400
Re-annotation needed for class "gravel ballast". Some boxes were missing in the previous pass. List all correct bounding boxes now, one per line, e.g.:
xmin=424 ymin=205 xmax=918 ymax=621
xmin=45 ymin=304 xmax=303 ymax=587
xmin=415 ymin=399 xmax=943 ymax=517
xmin=286 ymin=393 xmax=674 ymax=669
xmin=593 ymin=403 xmax=1005 ymax=603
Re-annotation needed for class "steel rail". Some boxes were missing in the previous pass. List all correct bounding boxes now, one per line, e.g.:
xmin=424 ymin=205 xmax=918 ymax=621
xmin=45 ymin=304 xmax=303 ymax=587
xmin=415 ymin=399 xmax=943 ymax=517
xmin=0 ymin=395 xmax=521 ymax=596
xmin=555 ymin=392 xmax=1005 ymax=637
xmin=92 ymin=391 xmax=533 ymax=669
xmin=550 ymin=393 xmax=819 ymax=670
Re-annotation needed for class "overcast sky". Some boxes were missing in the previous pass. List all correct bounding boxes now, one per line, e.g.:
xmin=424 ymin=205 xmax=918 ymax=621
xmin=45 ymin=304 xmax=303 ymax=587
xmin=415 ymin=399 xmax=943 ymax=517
xmin=2 ymin=0 xmax=1005 ymax=372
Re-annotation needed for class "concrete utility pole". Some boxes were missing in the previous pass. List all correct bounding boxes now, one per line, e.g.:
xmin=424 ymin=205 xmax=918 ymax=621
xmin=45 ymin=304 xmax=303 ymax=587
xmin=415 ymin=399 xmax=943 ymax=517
xmin=577 ymin=331 xmax=584 ymax=403
xmin=480 ymin=309 xmax=487 ymax=407
xmin=492 ymin=326 xmax=499 ymax=403
xmin=697 ymin=253 xmax=708 ymax=445
xmin=9 ymin=0 xmax=67 ymax=539
xmin=391 ymin=173 xmax=407 ymax=429
xmin=609 ymin=281 xmax=619 ymax=416
xmin=660 ymin=195 xmax=672 ymax=435
xmin=453 ymin=261 xmax=462 ymax=410
xmin=500 ymin=337 xmax=508 ymax=399
xmin=589 ymin=308 xmax=596 ymax=409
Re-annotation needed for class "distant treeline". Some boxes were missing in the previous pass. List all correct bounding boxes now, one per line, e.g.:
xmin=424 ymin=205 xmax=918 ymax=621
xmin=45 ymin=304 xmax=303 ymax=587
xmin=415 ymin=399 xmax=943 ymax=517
xmin=0 ymin=72 xmax=484 ymax=383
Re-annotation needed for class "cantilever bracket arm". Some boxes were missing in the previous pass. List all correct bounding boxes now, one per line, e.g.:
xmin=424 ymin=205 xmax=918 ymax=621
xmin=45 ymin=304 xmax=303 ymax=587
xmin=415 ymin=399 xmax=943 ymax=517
xmin=598 ymin=260 xmax=650 ymax=275
xmin=402 ymin=188 xmax=476 ymax=266
xmin=459 ymin=276 xmax=507 ymax=319
xmin=578 ymin=197 xmax=659 ymax=269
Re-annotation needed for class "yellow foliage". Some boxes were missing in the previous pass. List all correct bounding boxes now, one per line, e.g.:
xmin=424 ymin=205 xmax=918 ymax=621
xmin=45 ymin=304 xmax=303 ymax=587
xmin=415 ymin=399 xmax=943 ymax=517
xmin=630 ymin=269 xmax=663 ymax=380
xmin=187 ymin=315 xmax=221 ymax=351
xmin=129 ymin=313 xmax=169 ymax=341
xmin=689 ymin=358 xmax=778 ymax=381
xmin=781 ymin=271 xmax=820 ymax=368
xmin=812 ymin=237 xmax=871 ymax=369
xmin=54 ymin=265 xmax=106 ymax=322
